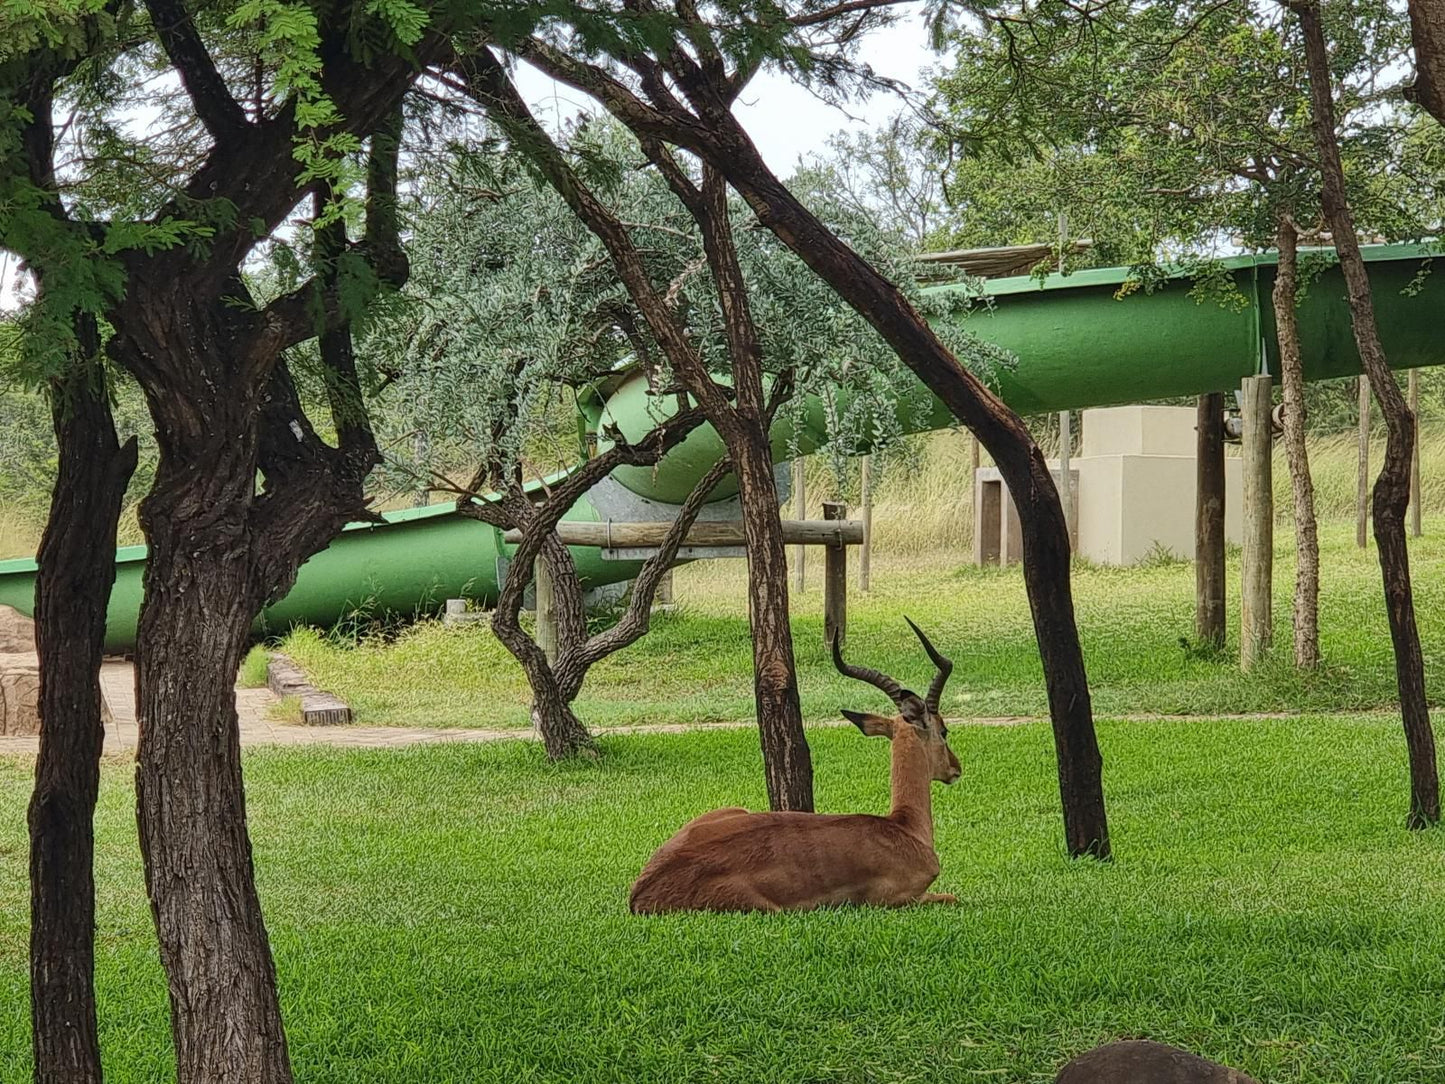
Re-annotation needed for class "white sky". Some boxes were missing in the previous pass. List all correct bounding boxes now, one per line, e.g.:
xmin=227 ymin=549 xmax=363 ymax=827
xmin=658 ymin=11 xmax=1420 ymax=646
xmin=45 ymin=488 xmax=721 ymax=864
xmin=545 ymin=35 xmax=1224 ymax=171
xmin=0 ymin=11 xmax=937 ymax=312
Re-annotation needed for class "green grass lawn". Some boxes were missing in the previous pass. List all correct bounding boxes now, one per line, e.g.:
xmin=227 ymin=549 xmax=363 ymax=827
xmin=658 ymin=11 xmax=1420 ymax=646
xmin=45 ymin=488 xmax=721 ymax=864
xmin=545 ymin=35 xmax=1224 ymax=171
xmin=276 ymin=519 xmax=1445 ymax=730
xmin=2 ymin=719 xmax=1443 ymax=1082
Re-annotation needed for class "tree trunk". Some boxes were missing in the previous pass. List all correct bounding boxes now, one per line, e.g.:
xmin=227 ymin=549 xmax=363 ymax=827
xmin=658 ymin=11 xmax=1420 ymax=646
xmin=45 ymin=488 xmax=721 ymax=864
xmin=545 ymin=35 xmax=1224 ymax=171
xmin=699 ymin=141 xmax=1106 ymax=854
xmin=29 ymin=337 xmax=137 ymax=1084
xmin=1272 ymin=216 xmax=1321 ymax=669
xmin=529 ymin=684 xmax=597 ymax=760
xmin=134 ymin=445 xmax=295 ymax=1084
xmin=1195 ymin=393 xmax=1226 ymax=649
xmin=1296 ymin=0 xmax=1440 ymax=827
xmin=728 ymin=423 xmax=814 ymax=812
xmin=1407 ymin=0 xmax=1445 ymax=126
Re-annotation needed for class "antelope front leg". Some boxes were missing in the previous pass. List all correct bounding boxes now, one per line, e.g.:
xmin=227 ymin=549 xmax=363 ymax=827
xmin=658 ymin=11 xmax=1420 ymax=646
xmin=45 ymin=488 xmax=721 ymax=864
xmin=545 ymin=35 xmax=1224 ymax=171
xmin=916 ymin=892 xmax=957 ymax=905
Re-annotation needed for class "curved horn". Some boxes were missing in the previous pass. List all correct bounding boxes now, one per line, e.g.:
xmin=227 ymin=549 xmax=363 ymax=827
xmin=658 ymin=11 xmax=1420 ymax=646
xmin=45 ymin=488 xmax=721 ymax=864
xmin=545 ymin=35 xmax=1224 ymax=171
xmin=904 ymin=616 xmax=953 ymax=714
xmin=830 ymin=629 xmax=908 ymax=706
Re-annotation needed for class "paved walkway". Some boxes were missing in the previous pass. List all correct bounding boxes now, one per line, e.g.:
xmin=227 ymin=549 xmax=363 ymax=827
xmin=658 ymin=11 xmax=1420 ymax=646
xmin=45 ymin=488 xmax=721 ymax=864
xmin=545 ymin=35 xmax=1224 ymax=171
xmin=0 ymin=658 xmax=1385 ymax=759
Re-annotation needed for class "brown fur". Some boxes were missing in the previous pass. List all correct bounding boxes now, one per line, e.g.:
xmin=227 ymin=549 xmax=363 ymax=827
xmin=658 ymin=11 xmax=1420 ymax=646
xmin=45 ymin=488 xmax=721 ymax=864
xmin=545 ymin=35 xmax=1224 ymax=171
xmin=629 ymin=708 xmax=961 ymax=914
xmin=1055 ymin=1041 xmax=1259 ymax=1084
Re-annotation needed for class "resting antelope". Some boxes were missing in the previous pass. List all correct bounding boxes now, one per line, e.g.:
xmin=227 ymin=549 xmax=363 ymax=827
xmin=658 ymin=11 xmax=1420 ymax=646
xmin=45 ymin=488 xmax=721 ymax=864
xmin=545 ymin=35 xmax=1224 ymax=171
xmin=629 ymin=619 xmax=961 ymax=914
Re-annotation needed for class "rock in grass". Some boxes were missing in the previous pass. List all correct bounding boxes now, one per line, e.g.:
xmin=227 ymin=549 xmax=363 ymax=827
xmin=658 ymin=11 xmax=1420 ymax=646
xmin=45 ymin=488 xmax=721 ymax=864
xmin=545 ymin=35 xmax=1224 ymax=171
xmin=1056 ymin=1041 xmax=1259 ymax=1083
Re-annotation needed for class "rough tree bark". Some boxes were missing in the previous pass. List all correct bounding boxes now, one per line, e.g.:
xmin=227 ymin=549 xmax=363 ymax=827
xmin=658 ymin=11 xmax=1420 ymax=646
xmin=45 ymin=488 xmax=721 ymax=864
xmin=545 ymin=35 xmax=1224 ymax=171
xmin=1272 ymin=215 xmax=1321 ymax=668
xmin=116 ymin=79 xmax=419 ymax=1078
xmin=1407 ymin=0 xmax=1445 ymax=126
xmin=458 ymin=51 xmax=815 ymax=810
xmin=499 ymin=37 xmax=1109 ymax=855
xmin=29 ymin=327 xmax=138 ymax=1084
xmin=1293 ymin=0 xmax=1440 ymax=826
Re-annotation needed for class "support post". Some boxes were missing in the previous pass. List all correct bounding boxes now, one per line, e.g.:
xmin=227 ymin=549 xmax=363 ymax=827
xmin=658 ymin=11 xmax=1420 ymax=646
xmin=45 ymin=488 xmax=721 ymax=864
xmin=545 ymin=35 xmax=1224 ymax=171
xmin=1059 ymin=410 xmax=1074 ymax=551
xmin=1410 ymin=368 xmax=1422 ymax=538
xmin=969 ymin=433 xmax=981 ymax=552
xmin=1196 ymin=393 xmax=1226 ymax=648
xmin=1241 ymin=375 xmax=1274 ymax=670
xmin=793 ymin=456 xmax=806 ymax=592
xmin=1358 ymin=374 xmax=1371 ymax=548
xmin=534 ymin=556 xmax=558 ymax=665
xmin=823 ymin=500 xmax=847 ymax=648
xmin=859 ymin=456 xmax=873 ymax=592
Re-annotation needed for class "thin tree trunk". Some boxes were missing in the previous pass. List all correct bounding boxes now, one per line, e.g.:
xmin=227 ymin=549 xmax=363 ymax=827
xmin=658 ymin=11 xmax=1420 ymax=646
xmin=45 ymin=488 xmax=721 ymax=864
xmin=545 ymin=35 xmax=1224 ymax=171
xmin=731 ymin=429 xmax=813 ymax=811
xmin=1195 ymin=393 xmax=1226 ymax=649
xmin=1273 ymin=216 xmax=1321 ymax=669
xmin=1295 ymin=0 xmax=1440 ymax=827
xmin=29 ymin=332 xmax=137 ymax=1084
xmin=705 ymin=148 xmax=1107 ymax=854
xmin=134 ymin=449 xmax=294 ymax=1084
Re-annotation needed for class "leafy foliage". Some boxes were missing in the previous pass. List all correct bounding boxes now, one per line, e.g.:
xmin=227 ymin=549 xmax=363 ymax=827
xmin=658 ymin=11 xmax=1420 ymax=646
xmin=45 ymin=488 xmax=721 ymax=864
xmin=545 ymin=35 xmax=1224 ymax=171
xmin=366 ymin=118 xmax=1011 ymax=497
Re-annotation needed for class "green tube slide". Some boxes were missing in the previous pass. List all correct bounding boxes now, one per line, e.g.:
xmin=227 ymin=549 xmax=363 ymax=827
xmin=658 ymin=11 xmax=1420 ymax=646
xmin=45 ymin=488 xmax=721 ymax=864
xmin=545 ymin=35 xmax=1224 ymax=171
xmin=0 ymin=242 xmax=1439 ymax=651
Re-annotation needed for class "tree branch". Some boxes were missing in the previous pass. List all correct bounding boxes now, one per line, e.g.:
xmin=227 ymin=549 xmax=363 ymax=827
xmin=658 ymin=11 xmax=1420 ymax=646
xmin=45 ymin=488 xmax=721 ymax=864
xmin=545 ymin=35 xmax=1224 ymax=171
xmin=144 ymin=0 xmax=249 ymax=139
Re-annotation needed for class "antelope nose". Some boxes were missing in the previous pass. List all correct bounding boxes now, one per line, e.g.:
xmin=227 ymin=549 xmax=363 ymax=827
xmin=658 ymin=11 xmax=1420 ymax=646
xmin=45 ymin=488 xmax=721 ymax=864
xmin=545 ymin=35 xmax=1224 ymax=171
xmin=946 ymin=768 xmax=962 ymax=784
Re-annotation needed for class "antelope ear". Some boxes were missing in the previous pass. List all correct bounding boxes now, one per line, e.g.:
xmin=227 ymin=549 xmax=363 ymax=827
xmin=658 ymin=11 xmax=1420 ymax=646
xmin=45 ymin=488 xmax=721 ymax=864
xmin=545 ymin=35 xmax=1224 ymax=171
xmin=899 ymin=698 xmax=929 ymax=731
xmin=842 ymin=710 xmax=893 ymax=738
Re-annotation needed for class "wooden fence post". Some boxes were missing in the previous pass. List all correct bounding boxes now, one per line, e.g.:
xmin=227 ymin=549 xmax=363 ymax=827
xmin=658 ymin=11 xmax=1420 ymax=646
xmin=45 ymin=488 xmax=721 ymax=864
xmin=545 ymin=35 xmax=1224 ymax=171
xmin=823 ymin=501 xmax=847 ymax=647
xmin=969 ymin=433 xmax=981 ymax=552
xmin=1196 ymin=393 xmax=1226 ymax=648
xmin=1241 ymin=375 xmax=1273 ymax=670
xmin=1410 ymin=368 xmax=1422 ymax=538
xmin=860 ymin=456 xmax=873 ymax=592
xmin=1357 ymin=374 xmax=1371 ymax=548
xmin=793 ymin=456 xmax=806 ymax=592
xmin=1059 ymin=410 xmax=1074 ymax=549
xmin=534 ymin=556 xmax=558 ymax=665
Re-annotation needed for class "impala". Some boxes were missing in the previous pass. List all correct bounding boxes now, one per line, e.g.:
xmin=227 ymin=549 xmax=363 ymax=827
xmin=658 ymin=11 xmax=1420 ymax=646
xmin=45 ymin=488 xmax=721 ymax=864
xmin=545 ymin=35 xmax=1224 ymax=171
xmin=629 ymin=619 xmax=961 ymax=914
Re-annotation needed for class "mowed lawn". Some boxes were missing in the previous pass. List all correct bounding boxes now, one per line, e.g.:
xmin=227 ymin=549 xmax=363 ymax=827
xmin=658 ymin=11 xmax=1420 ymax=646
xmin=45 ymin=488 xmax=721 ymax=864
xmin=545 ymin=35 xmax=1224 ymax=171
xmin=276 ymin=520 xmax=1445 ymax=729
xmin=2 ymin=718 xmax=1443 ymax=1082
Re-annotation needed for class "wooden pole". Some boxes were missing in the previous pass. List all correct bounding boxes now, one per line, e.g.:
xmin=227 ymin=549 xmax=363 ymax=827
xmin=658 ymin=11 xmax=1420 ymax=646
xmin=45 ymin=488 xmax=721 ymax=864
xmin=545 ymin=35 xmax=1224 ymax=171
xmin=1196 ymin=393 xmax=1226 ymax=648
xmin=823 ymin=501 xmax=847 ymax=647
xmin=969 ymin=433 xmax=981 ymax=552
xmin=1357 ymin=374 xmax=1371 ymax=548
xmin=859 ymin=456 xmax=873 ymax=592
xmin=1058 ymin=410 xmax=1073 ymax=551
xmin=1241 ymin=375 xmax=1274 ymax=670
xmin=533 ymin=556 xmax=558 ymax=665
xmin=793 ymin=456 xmax=806 ymax=592
xmin=1410 ymin=368 xmax=1422 ymax=538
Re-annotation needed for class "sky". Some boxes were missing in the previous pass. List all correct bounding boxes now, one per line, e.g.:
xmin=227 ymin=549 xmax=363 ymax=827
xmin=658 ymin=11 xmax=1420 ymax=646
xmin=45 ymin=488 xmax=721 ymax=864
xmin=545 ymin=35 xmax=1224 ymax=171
xmin=0 ymin=11 xmax=939 ymax=312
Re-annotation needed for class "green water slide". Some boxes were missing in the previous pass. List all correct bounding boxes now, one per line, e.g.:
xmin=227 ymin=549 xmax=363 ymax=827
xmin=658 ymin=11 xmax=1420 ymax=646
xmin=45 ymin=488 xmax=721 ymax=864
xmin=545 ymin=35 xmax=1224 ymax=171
xmin=1 ymin=243 xmax=1439 ymax=652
